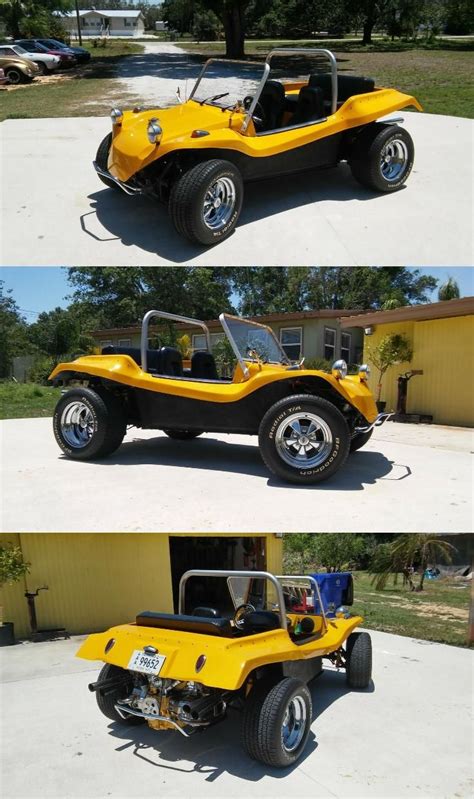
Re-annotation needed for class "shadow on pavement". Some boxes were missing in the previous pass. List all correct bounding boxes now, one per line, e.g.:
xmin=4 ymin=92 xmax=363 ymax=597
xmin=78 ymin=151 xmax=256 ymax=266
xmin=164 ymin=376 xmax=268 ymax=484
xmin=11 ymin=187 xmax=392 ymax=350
xmin=106 ymin=670 xmax=374 ymax=783
xmin=63 ymin=434 xmax=407 ymax=491
xmin=81 ymin=164 xmax=383 ymax=263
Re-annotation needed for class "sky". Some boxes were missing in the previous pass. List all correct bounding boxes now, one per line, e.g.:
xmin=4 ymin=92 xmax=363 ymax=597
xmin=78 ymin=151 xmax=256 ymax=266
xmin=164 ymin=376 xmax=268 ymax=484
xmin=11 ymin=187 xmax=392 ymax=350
xmin=1 ymin=266 xmax=472 ymax=320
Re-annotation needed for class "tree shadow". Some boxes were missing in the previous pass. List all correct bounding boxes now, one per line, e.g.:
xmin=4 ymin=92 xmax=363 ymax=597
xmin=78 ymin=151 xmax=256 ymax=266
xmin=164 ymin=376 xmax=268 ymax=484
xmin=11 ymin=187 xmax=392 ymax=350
xmin=64 ymin=434 xmax=410 ymax=492
xmin=105 ymin=669 xmax=374 ymax=782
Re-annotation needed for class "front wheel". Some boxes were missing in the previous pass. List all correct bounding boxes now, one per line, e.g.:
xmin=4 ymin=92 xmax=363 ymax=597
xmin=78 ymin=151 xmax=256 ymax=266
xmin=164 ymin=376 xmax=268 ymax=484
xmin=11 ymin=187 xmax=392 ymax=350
xmin=53 ymin=387 xmax=126 ymax=460
xmin=163 ymin=429 xmax=203 ymax=440
xmin=258 ymin=395 xmax=350 ymax=484
xmin=169 ymin=159 xmax=243 ymax=245
xmin=241 ymin=677 xmax=312 ymax=767
xmin=350 ymin=124 xmax=414 ymax=192
xmin=5 ymin=67 xmax=28 ymax=85
xmin=37 ymin=62 xmax=48 ymax=75
xmin=346 ymin=632 xmax=372 ymax=689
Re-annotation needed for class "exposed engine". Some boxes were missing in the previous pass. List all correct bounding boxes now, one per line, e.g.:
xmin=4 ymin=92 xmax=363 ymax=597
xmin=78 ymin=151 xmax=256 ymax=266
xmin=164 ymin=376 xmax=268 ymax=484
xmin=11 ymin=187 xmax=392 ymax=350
xmin=119 ymin=676 xmax=227 ymax=732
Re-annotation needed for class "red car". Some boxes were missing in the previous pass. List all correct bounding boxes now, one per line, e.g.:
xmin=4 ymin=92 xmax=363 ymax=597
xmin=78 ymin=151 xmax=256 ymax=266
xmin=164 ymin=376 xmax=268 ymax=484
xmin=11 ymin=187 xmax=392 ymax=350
xmin=15 ymin=39 xmax=77 ymax=68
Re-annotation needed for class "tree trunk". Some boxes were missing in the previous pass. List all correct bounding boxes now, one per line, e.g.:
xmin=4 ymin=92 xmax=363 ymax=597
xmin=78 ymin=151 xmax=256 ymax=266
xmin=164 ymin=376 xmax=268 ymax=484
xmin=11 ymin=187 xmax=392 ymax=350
xmin=362 ymin=2 xmax=377 ymax=45
xmin=222 ymin=5 xmax=246 ymax=59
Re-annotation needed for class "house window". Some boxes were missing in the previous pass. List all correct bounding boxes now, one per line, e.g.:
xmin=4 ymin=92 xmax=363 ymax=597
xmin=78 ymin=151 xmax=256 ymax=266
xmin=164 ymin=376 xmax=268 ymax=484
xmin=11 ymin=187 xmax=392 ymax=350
xmin=118 ymin=338 xmax=132 ymax=347
xmin=124 ymin=18 xmax=131 ymax=26
xmin=192 ymin=332 xmax=224 ymax=351
xmin=279 ymin=327 xmax=302 ymax=361
xmin=324 ymin=327 xmax=336 ymax=361
xmin=341 ymin=332 xmax=351 ymax=363
xmin=100 ymin=340 xmax=113 ymax=348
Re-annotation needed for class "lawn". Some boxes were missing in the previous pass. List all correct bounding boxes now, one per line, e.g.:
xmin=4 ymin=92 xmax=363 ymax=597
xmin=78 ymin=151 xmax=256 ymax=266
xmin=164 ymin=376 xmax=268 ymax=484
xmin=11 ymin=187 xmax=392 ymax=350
xmin=0 ymin=382 xmax=62 ymax=419
xmin=352 ymin=570 xmax=471 ymax=647
xmin=0 ymin=40 xmax=144 ymax=121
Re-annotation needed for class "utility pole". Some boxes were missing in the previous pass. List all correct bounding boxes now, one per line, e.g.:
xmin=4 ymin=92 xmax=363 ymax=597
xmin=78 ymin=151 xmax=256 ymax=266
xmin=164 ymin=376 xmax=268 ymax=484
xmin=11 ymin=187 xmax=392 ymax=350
xmin=75 ymin=0 xmax=83 ymax=45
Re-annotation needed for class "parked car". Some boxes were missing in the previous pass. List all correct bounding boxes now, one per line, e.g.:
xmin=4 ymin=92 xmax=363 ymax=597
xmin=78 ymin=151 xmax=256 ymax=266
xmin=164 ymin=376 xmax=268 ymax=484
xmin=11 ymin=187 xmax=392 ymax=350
xmin=34 ymin=38 xmax=90 ymax=64
xmin=93 ymin=47 xmax=422 ymax=245
xmin=0 ymin=44 xmax=59 ymax=74
xmin=0 ymin=52 xmax=40 ymax=84
xmin=0 ymin=67 xmax=8 ymax=86
xmin=49 ymin=309 xmax=390 ymax=484
xmin=13 ymin=39 xmax=76 ymax=69
xmin=78 ymin=569 xmax=372 ymax=768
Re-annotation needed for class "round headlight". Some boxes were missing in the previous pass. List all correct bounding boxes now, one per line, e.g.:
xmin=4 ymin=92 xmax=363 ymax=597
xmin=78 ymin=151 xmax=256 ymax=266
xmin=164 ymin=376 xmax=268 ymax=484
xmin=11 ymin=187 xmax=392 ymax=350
xmin=332 ymin=359 xmax=347 ymax=379
xmin=147 ymin=119 xmax=162 ymax=144
xmin=359 ymin=363 xmax=371 ymax=381
xmin=110 ymin=107 xmax=123 ymax=125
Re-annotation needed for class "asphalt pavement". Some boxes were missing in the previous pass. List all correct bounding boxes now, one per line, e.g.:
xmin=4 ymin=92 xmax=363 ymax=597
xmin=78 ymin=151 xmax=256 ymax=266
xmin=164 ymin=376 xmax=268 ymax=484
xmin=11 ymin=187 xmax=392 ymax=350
xmin=1 ymin=418 xmax=472 ymax=532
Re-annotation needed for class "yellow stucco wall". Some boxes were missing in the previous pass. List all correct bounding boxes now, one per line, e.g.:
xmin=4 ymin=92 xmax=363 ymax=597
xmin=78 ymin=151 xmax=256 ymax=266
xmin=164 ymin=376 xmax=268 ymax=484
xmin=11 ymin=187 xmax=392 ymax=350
xmin=364 ymin=315 xmax=474 ymax=426
xmin=0 ymin=534 xmax=283 ymax=639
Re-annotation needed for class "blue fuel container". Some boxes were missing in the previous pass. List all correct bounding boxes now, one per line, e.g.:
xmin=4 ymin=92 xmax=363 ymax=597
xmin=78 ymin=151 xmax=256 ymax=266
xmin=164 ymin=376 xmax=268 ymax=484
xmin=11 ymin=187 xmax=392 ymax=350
xmin=309 ymin=572 xmax=354 ymax=617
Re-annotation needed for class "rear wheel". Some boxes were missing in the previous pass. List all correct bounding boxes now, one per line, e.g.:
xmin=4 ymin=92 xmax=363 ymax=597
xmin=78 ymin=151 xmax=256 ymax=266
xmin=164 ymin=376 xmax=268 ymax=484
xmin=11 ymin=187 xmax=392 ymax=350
xmin=53 ymin=387 xmax=126 ymax=460
xmin=242 ymin=677 xmax=312 ymax=767
xmin=163 ymin=429 xmax=203 ymax=440
xmin=350 ymin=429 xmax=373 ymax=453
xmin=346 ymin=632 xmax=372 ymax=689
xmin=350 ymin=124 xmax=414 ymax=192
xmin=95 ymin=133 xmax=119 ymax=190
xmin=37 ymin=62 xmax=48 ymax=75
xmin=258 ymin=394 xmax=350 ymax=484
xmin=95 ymin=664 xmax=144 ymax=725
xmin=169 ymin=159 xmax=243 ymax=245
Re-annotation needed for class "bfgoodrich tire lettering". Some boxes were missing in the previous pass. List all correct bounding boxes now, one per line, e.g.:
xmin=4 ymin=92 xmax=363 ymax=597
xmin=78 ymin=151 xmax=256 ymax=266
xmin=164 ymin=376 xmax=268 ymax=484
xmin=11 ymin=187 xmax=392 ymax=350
xmin=169 ymin=159 xmax=243 ymax=245
xmin=258 ymin=394 xmax=350 ymax=484
xmin=350 ymin=124 xmax=414 ymax=192
xmin=53 ymin=387 xmax=126 ymax=460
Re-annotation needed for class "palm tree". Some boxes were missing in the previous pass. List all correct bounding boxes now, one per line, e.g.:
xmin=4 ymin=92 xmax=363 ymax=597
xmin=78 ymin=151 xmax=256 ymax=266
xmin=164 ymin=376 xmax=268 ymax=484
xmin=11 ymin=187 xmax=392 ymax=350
xmin=369 ymin=534 xmax=456 ymax=592
xmin=438 ymin=278 xmax=460 ymax=301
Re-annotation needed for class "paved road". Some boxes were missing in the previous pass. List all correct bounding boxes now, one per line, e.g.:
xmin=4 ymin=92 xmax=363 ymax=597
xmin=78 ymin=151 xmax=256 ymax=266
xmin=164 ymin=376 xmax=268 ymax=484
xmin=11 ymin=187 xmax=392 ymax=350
xmin=1 ymin=103 xmax=472 ymax=265
xmin=1 ymin=418 xmax=472 ymax=532
xmin=2 ymin=630 xmax=472 ymax=798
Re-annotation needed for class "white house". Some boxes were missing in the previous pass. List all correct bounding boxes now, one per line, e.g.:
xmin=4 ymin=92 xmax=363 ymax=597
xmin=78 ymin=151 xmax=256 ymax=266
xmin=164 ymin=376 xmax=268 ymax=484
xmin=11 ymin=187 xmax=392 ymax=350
xmin=59 ymin=9 xmax=145 ymax=38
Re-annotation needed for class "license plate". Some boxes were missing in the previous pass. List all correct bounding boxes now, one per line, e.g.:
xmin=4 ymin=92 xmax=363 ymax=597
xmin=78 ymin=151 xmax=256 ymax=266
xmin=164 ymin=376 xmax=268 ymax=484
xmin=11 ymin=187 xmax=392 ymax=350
xmin=127 ymin=649 xmax=166 ymax=675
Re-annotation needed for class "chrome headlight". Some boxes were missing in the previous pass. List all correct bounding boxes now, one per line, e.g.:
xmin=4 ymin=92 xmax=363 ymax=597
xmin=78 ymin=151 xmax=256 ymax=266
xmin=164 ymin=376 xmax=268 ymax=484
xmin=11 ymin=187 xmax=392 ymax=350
xmin=359 ymin=363 xmax=371 ymax=381
xmin=332 ymin=359 xmax=347 ymax=379
xmin=110 ymin=107 xmax=123 ymax=126
xmin=147 ymin=119 xmax=162 ymax=144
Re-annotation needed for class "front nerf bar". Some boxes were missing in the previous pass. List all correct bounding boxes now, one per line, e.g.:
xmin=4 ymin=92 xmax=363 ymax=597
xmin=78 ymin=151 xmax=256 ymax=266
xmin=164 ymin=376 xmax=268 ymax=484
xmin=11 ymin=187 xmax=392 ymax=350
xmin=93 ymin=160 xmax=142 ymax=196
xmin=355 ymin=411 xmax=394 ymax=434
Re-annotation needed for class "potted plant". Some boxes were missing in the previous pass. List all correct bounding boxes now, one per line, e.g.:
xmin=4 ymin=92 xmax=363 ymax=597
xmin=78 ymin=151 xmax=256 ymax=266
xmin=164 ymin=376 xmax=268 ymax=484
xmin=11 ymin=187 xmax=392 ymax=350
xmin=368 ymin=333 xmax=413 ymax=411
xmin=0 ymin=543 xmax=30 ymax=646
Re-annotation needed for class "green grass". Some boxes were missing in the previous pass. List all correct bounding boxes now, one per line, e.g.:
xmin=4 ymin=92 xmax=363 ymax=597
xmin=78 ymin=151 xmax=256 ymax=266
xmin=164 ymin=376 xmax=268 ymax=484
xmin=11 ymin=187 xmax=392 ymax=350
xmin=0 ymin=41 xmax=144 ymax=121
xmin=0 ymin=382 xmax=62 ymax=419
xmin=352 ymin=571 xmax=471 ymax=647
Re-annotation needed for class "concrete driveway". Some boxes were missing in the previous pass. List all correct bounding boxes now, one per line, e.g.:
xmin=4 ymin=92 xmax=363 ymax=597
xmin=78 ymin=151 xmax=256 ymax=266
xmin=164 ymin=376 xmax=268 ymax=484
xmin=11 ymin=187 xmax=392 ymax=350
xmin=1 ymin=630 xmax=472 ymax=798
xmin=1 ymin=109 xmax=472 ymax=266
xmin=1 ymin=418 xmax=471 ymax=532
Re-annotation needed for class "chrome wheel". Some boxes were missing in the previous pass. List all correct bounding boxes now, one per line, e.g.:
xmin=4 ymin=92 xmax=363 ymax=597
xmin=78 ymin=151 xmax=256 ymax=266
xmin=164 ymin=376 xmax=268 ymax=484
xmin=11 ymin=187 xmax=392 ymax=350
xmin=203 ymin=177 xmax=236 ymax=230
xmin=60 ymin=401 xmax=94 ymax=449
xmin=380 ymin=138 xmax=409 ymax=182
xmin=281 ymin=696 xmax=307 ymax=753
xmin=275 ymin=412 xmax=333 ymax=470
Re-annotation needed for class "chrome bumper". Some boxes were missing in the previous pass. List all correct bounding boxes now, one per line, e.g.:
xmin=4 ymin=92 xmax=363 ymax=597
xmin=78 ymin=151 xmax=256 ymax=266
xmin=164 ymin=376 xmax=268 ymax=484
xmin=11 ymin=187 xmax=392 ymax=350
xmin=93 ymin=160 xmax=142 ymax=196
xmin=355 ymin=411 xmax=394 ymax=434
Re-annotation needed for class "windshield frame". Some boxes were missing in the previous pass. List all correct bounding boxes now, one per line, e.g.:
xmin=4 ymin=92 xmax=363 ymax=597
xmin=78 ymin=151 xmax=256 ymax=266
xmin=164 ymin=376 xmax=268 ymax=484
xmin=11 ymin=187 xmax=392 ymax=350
xmin=188 ymin=56 xmax=269 ymax=110
xmin=219 ymin=312 xmax=291 ymax=379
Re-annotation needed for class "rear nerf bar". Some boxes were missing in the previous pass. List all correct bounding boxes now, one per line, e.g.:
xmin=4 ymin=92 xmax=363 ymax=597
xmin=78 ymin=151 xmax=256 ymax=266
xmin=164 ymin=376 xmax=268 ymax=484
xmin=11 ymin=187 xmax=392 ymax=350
xmin=354 ymin=411 xmax=394 ymax=434
xmin=93 ymin=161 xmax=142 ymax=196
xmin=114 ymin=703 xmax=192 ymax=736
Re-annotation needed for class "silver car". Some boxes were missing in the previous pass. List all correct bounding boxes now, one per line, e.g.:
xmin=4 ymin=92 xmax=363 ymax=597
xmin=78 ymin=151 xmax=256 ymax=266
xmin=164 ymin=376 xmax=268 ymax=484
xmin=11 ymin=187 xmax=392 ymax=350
xmin=0 ymin=44 xmax=60 ymax=74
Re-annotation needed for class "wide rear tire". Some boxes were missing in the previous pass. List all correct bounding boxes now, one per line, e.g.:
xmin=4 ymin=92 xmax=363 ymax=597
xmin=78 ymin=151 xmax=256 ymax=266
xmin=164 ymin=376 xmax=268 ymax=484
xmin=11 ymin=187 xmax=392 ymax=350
xmin=350 ymin=124 xmax=414 ymax=192
xmin=53 ymin=387 xmax=126 ymax=460
xmin=346 ymin=632 xmax=372 ymax=689
xmin=95 ymin=664 xmax=144 ymax=725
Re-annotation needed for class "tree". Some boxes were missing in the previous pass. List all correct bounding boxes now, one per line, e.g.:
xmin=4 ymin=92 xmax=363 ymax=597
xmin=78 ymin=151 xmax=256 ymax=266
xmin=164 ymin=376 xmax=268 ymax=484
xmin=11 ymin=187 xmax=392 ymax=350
xmin=0 ymin=281 xmax=29 ymax=378
xmin=0 ymin=0 xmax=72 ymax=38
xmin=193 ymin=8 xmax=220 ymax=40
xmin=313 ymin=534 xmax=368 ymax=572
xmin=369 ymin=534 xmax=456 ymax=592
xmin=161 ymin=0 xmax=195 ymax=35
xmin=0 ymin=543 xmax=30 ymax=626
xmin=367 ymin=333 xmax=413 ymax=402
xmin=201 ymin=0 xmax=249 ymax=57
xmin=28 ymin=306 xmax=95 ymax=366
xmin=438 ymin=277 xmax=460 ymax=301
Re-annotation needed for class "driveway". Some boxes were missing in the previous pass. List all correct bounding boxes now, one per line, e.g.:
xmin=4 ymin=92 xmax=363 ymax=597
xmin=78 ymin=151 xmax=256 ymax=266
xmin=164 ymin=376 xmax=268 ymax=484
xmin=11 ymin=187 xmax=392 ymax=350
xmin=1 ymin=418 xmax=471 ymax=532
xmin=1 ymin=55 xmax=472 ymax=266
xmin=1 ymin=630 xmax=472 ymax=798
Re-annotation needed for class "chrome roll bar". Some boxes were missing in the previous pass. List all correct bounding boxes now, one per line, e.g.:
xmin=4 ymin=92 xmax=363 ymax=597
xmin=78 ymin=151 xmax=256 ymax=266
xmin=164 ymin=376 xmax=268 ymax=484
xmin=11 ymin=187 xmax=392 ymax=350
xmin=178 ymin=569 xmax=288 ymax=631
xmin=277 ymin=575 xmax=328 ymax=633
xmin=140 ymin=310 xmax=211 ymax=374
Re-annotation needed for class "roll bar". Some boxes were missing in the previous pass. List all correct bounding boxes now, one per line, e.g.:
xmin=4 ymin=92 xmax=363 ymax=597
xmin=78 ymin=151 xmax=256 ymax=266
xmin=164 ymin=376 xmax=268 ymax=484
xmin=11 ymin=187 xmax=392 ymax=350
xmin=277 ymin=574 xmax=328 ymax=633
xmin=140 ymin=310 xmax=211 ymax=374
xmin=178 ymin=569 xmax=288 ymax=630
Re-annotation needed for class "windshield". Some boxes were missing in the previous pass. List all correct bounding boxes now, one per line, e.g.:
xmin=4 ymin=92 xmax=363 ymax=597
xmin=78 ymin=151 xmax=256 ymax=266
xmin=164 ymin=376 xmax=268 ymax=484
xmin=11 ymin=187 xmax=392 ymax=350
xmin=12 ymin=46 xmax=28 ymax=55
xmin=221 ymin=315 xmax=290 ymax=365
xmin=189 ymin=59 xmax=266 ymax=109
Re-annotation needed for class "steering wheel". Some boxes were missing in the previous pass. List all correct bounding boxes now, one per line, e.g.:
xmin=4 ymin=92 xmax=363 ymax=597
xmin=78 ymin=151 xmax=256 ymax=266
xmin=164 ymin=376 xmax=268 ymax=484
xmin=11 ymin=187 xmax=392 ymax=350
xmin=243 ymin=95 xmax=266 ymax=131
xmin=233 ymin=603 xmax=256 ymax=630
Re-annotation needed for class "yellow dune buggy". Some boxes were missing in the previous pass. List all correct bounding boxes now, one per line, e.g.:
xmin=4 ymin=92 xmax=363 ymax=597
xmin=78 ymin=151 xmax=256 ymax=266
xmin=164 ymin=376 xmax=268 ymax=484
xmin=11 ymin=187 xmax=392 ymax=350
xmin=94 ymin=48 xmax=421 ymax=245
xmin=77 ymin=569 xmax=372 ymax=768
xmin=49 ymin=310 xmax=390 ymax=484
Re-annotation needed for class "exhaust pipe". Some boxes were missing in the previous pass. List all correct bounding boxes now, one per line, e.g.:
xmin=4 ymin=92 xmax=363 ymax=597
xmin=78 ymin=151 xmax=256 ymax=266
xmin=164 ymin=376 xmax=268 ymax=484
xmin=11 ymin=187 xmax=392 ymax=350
xmin=88 ymin=675 xmax=129 ymax=694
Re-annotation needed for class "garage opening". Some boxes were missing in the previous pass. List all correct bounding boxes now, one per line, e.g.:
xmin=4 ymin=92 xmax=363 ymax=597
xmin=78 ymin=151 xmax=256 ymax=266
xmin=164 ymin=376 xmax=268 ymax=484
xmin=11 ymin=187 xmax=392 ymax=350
xmin=169 ymin=536 xmax=266 ymax=614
